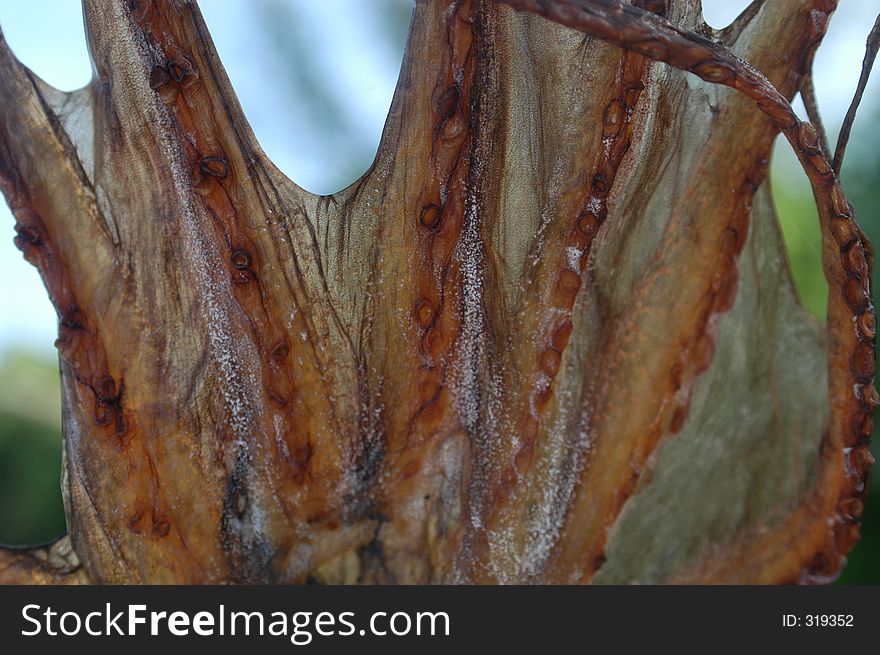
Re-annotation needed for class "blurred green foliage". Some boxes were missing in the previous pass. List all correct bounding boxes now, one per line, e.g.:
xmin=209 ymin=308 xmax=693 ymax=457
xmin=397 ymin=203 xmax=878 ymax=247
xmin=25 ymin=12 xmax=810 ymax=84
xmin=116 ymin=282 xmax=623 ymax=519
xmin=773 ymin=164 xmax=828 ymax=321
xmin=0 ymin=351 xmax=65 ymax=545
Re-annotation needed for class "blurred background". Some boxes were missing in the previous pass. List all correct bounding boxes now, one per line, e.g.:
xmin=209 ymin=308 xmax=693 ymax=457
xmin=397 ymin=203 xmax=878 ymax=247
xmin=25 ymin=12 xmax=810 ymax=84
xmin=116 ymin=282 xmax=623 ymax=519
xmin=0 ymin=0 xmax=877 ymax=582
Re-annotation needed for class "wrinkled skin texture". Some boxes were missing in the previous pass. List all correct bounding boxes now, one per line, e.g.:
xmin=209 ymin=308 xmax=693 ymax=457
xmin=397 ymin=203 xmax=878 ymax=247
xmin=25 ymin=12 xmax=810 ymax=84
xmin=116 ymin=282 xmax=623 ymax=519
xmin=0 ymin=0 xmax=874 ymax=584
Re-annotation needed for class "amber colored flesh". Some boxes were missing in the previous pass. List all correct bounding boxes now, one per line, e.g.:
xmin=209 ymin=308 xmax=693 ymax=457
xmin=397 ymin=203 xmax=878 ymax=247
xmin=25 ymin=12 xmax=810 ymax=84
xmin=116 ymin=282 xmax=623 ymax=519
xmin=0 ymin=0 xmax=873 ymax=584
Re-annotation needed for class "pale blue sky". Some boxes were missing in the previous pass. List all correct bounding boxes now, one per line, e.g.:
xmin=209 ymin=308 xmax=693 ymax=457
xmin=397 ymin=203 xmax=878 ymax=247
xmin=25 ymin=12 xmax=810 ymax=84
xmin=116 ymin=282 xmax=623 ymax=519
xmin=0 ymin=0 xmax=878 ymax=356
